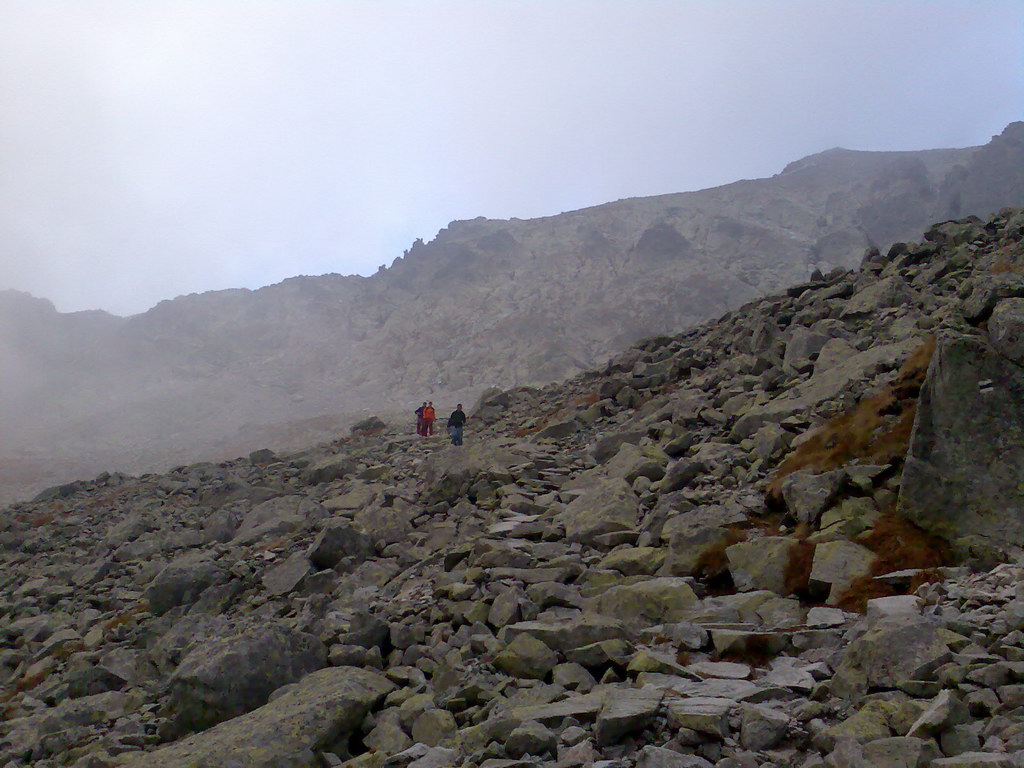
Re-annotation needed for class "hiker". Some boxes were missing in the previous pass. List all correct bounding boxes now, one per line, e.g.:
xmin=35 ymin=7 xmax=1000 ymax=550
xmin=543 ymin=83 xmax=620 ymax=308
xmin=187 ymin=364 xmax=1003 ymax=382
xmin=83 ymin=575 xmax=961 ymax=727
xmin=414 ymin=402 xmax=427 ymax=436
xmin=422 ymin=402 xmax=436 ymax=436
xmin=447 ymin=403 xmax=467 ymax=445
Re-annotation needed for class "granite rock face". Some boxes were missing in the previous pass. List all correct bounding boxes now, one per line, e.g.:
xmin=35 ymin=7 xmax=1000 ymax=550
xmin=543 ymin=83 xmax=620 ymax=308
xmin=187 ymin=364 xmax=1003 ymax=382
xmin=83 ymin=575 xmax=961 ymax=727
xmin=5 ymin=125 xmax=1024 ymax=503
xmin=4 ymin=208 xmax=1024 ymax=767
xmin=899 ymin=326 xmax=1024 ymax=562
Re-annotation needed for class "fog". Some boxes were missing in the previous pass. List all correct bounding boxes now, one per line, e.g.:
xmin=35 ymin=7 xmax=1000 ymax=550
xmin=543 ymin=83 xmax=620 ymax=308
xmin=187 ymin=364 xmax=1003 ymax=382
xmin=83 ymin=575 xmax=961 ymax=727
xmin=0 ymin=0 xmax=1022 ymax=315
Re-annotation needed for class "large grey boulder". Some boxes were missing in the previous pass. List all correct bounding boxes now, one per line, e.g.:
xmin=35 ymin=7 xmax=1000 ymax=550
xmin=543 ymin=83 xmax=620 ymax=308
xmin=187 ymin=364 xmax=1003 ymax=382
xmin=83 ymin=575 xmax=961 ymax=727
xmin=323 ymin=483 xmax=380 ymax=512
xmin=535 ymin=417 xmax=579 ymax=439
xmin=593 ymin=577 xmax=700 ymax=625
xmin=730 ymin=400 xmax=805 ymax=442
xmin=931 ymin=756 xmax=1015 ymax=768
xmin=655 ymin=499 xmax=745 ymax=577
xmin=604 ymin=443 xmax=668 ymax=483
xmin=841 ymin=276 xmax=916 ymax=317
xmin=145 ymin=553 xmax=225 ymax=616
xmin=784 ymin=327 xmax=830 ymax=374
xmin=493 ymin=633 xmax=558 ymax=679
xmin=122 ymin=667 xmax=393 ymax=768
xmin=830 ymin=616 xmax=961 ymax=699
xmin=561 ymin=476 xmax=639 ymax=544
xmin=861 ymin=737 xmax=942 ymax=768
xmin=780 ymin=469 xmax=845 ymax=524
xmin=660 ymin=456 xmax=708 ymax=492
xmin=150 ymin=615 xmax=233 ymax=674
xmin=261 ymin=552 xmax=312 ymax=596
xmin=169 ymin=624 xmax=327 ymax=731
xmin=353 ymin=504 xmax=415 ymax=545
xmin=661 ymin=442 xmax=744 ymax=491
xmin=411 ymin=709 xmax=457 ymax=747
xmin=419 ymin=442 xmax=527 ymax=504
xmin=809 ymin=540 xmax=876 ymax=605
xmin=988 ymin=297 xmax=1024 ymax=365
xmin=103 ymin=510 xmax=158 ymax=548
xmin=961 ymin=272 xmax=1024 ymax=323
xmin=814 ymin=337 xmax=858 ymax=374
xmin=589 ymin=430 xmax=645 ymax=464
xmin=233 ymin=495 xmax=325 ymax=544
xmin=505 ymin=719 xmax=557 ymax=758
xmin=662 ymin=525 xmax=728 ymax=576
xmin=307 ymin=520 xmax=375 ymax=569
xmin=740 ymin=703 xmax=790 ymax=750
xmin=738 ymin=341 xmax=918 ymax=439
xmin=899 ymin=331 xmax=1024 ymax=560
xmin=304 ymin=455 xmax=357 ymax=485
xmin=726 ymin=537 xmax=793 ymax=595
xmin=906 ymin=690 xmax=969 ymax=738
xmin=594 ymin=687 xmax=664 ymax=746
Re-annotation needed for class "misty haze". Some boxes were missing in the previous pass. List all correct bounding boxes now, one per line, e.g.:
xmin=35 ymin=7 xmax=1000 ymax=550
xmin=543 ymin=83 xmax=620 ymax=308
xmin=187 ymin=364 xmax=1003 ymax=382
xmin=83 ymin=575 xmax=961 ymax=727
xmin=3 ymin=124 xmax=1024 ymax=504
xmin=3 ymin=3 xmax=1024 ymax=768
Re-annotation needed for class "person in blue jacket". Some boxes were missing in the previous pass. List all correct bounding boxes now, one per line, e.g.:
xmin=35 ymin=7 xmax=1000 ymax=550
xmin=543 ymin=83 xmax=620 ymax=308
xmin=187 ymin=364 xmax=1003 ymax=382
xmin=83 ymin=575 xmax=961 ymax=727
xmin=447 ymin=404 xmax=467 ymax=445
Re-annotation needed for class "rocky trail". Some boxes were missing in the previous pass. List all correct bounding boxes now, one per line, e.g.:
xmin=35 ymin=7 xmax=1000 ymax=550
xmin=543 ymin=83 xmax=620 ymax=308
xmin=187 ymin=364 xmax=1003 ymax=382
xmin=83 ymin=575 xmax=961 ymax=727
xmin=4 ymin=207 xmax=1024 ymax=767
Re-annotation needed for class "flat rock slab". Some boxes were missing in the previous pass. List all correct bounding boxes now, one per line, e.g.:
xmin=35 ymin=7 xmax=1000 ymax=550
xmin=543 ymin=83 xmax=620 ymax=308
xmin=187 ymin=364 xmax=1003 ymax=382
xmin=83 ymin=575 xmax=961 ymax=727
xmin=636 ymin=746 xmax=714 ymax=767
xmin=121 ymin=667 xmax=393 ymax=768
xmin=931 ymin=755 xmax=1015 ymax=768
xmin=761 ymin=665 xmax=815 ymax=692
xmin=636 ymin=673 xmax=764 ymax=702
xmin=710 ymin=628 xmax=790 ymax=658
xmin=806 ymin=607 xmax=848 ymax=627
xmin=488 ymin=567 xmax=574 ymax=584
xmin=688 ymin=661 xmax=751 ymax=679
xmin=501 ymin=616 xmax=627 ymax=653
xmin=262 ymin=552 xmax=311 ymax=596
xmin=510 ymin=690 xmax=607 ymax=725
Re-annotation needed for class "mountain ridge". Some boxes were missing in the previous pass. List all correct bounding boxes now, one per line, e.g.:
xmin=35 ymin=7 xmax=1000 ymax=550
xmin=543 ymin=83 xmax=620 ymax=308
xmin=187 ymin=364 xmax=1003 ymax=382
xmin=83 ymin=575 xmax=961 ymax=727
xmin=1 ymin=122 xmax=1022 ymax=503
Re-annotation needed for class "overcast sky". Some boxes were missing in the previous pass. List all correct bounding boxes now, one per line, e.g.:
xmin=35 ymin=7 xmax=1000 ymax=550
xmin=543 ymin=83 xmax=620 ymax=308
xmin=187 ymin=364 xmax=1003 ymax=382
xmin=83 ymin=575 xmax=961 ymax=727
xmin=1 ymin=1 xmax=1021 ymax=316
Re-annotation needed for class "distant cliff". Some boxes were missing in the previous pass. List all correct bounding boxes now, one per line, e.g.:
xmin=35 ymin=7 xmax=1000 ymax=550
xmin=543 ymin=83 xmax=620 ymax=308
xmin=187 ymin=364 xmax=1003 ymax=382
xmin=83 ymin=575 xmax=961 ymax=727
xmin=2 ymin=122 xmax=1022 ymax=502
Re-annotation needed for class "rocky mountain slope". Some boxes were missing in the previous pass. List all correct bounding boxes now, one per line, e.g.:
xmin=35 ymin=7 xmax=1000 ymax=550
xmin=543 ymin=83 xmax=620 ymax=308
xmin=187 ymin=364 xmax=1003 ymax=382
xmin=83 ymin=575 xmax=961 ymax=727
xmin=3 ymin=123 xmax=1024 ymax=504
xmin=3 ymin=206 xmax=1024 ymax=767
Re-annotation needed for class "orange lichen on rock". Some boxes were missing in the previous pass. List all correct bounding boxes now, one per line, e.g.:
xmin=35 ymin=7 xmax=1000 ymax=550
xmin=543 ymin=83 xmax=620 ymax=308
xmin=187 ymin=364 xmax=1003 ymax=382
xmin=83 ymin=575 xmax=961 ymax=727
xmin=767 ymin=336 xmax=935 ymax=505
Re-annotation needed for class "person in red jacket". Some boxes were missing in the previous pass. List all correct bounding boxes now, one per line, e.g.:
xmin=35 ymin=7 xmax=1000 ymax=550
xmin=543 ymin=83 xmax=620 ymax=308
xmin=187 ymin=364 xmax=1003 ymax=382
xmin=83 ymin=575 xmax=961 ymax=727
xmin=422 ymin=402 xmax=436 ymax=436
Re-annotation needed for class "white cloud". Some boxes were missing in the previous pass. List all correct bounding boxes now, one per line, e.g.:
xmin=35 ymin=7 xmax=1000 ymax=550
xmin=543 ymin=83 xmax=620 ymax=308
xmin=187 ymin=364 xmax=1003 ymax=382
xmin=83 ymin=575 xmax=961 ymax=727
xmin=0 ymin=0 xmax=1021 ymax=314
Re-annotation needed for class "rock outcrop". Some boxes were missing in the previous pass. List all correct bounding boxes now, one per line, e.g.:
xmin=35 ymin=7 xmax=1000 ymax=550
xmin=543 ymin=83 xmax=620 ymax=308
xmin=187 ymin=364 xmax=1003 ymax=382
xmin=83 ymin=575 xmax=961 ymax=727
xmin=900 ymin=326 xmax=1024 ymax=563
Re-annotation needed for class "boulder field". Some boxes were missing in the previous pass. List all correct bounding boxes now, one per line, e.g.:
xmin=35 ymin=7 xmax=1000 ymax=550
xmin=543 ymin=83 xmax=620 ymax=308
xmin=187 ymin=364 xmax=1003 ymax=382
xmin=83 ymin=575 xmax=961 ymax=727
xmin=4 ymin=207 xmax=1024 ymax=767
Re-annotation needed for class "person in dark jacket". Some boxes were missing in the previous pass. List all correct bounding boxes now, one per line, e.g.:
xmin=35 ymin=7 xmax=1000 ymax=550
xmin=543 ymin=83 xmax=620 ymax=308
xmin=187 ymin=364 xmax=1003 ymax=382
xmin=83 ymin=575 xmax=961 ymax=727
xmin=447 ymin=404 xmax=467 ymax=445
xmin=415 ymin=402 xmax=427 ymax=436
